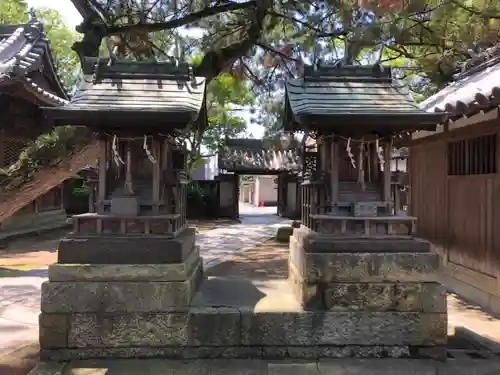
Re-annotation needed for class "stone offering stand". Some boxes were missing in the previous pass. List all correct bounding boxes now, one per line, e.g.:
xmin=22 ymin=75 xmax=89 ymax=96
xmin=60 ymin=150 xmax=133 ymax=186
xmin=38 ymin=62 xmax=448 ymax=363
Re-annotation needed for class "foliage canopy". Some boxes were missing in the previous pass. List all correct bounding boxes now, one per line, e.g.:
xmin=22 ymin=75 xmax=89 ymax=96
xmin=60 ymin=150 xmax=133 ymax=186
xmin=67 ymin=0 xmax=500 ymax=139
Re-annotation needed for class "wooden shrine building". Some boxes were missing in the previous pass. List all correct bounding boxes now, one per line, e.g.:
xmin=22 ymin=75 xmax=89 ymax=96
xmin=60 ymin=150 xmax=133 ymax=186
xmin=218 ymin=138 xmax=302 ymax=218
xmin=411 ymin=44 xmax=500 ymax=314
xmin=283 ymin=64 xmax=444 ymax=226
xmin=42 ymin=59 xmax=206 ymax=255
xmin=37 ymin=56 xmax=230 ymax=361
xmin=0 ymin=16 xmax=71 ymax=235
xmin=283 ymin=64 xmax=449 ymax=359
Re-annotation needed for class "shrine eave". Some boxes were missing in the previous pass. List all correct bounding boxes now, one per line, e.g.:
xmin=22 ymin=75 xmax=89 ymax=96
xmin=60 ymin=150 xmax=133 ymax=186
xmin=284 ymin=112 xmax=444 ymax=135
xmin=43 ymin=107 xmax=200 ymax=130
xmin=419 ymin=58 xmax=500 ymax=120
xmin=221 ymin=167 xmax=297 ymax=175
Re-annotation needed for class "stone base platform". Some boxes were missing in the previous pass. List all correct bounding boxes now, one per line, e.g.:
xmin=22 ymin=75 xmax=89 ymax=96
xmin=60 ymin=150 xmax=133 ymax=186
xmin=57 ymin=227 xmax=196 ymax=264
xmin=285 ymin=225 xmax=448 ymax=360
xmin=40 ymin=277 xmax=447 ymax=361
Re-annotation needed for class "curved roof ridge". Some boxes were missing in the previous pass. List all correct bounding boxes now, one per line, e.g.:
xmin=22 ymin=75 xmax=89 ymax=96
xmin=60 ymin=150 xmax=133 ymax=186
xmin=0 ymin=21 xmax=69 ymax=104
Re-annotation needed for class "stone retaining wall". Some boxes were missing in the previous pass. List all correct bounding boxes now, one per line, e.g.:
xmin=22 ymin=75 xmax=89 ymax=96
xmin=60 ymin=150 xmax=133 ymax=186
xmin=40 ymin=307 xmax=446 ymax=361
xmin=38 ymin=224 xmax=448 ymax=361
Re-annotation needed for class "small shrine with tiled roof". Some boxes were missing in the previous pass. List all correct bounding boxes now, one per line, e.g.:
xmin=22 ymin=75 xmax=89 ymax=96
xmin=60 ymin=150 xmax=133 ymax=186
xmin=39 ymin=57 xmax=212 ymax=360
xmin=285 ymin=63 xmax=449 ymax=360
xmin=43 ymin=58 xmax=206 ymax=231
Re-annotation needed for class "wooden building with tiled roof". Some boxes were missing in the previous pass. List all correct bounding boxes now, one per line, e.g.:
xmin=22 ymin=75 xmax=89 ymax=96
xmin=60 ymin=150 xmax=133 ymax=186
xmin=219 ymin=137 xmax=303 ymax=218
xmin=409 ymin=45 xmax=500 ymax=315
xmin=0 ymin=16 xmax=73 ymax=236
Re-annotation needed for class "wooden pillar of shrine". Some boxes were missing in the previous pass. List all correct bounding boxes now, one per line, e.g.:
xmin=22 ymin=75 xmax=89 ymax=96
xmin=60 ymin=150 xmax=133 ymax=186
xmin=97 ymin=136 xmax=107 ymax=215
xmin=383 ymin=138 xmax=393 ymax=211
xmin=152 ymin=138 xmax=161 ymax=214
xmin=370 ymin=142 xmax=379 ymax=183
xmin=330 ymin=139 xmax=339 ymax=205
xmin=162 ymin=139 xmax=171 ymax=213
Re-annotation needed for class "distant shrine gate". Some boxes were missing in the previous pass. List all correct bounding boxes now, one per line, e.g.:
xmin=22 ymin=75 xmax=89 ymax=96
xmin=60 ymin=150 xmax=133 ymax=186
xmin=218 ymin=138 xmax=303 ymax=218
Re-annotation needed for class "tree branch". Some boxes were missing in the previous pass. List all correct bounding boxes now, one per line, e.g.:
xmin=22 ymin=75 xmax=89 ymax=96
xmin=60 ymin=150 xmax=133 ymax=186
xmin=193 ymin=1 xmax=270 ymax=82
xmin=256 ymin=42 xmax=299 ymax=62
xmin=106 ymin=1 xmax=257 ymax=34
xmin=448 ymin=0 xmax=500 ymax=19
xmin=269 ymin=10 xmax=348 ymax=38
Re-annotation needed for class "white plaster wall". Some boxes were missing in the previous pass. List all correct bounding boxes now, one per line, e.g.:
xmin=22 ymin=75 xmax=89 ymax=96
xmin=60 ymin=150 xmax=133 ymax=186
xmin=206 ymin=155 xmax=219 ymax=180
xmin=253 ymin=178 xmax=260 ymax=206
xmin=254 ymin=176 xmax=277 ymax=205
xmin=190 ymin=155 xmax=219 ymax=180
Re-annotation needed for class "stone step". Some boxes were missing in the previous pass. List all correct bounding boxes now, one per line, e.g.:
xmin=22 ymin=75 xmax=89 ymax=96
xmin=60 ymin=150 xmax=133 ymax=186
xmin=40 ymin=277 xmax=447 ymax=361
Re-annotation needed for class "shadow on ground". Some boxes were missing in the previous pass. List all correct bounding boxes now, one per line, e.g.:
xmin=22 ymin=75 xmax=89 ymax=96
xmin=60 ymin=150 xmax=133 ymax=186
xmin=0 ymin=344 xmax=39 ymax=375
xmin=0 ymin=268 xmax=26 ymax=278
xmin=0 ymin=267 xmax=48 ymax=278
xmin=205 ymin=240 xmax=288 ymax=280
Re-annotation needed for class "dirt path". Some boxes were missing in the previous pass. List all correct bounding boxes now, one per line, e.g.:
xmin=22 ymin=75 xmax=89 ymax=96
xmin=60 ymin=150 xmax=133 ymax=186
xmin=0 ymin=220 xmax=242 ymax=375
xmin=0 ymin=231 xmax=63 ymax=276
xmin=205 ymin=239 xmax=288 ymax=279
xmin=189 ymin=219 xmax=239 ymax=234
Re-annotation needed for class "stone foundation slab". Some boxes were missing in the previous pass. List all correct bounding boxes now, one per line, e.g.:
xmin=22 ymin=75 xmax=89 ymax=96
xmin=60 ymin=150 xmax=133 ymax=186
xmin=291 ymin=225 xmax=429 ymax=253
xmin=40 ymin=305 xmax=446 ymax=352
xmin=48 ymin=247 xmax=200 ymax=282
xmin=290 ymin=238 xmax=440 ymax=283
xmin=41 ymin=259 xmax=203 ymax=314
xmin=239 ymin=311 xmax=446 ymax=346
xmin=323 ymin=282 xmax=446 ymax=313
xmin=57 ymin=227 xmax=195 ymax=264
xmin=40 ymin=345 xmax=446 ymax=361
xmin=288 ymin=263 xmax=446 ymax=312
xmin=39 ymin=277 xmax=447 ymax=361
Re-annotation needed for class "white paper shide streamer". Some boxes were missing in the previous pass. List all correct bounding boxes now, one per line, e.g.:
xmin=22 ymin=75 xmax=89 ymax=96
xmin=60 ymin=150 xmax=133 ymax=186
xmin=143 ymin=135 xmax=157 ymax=164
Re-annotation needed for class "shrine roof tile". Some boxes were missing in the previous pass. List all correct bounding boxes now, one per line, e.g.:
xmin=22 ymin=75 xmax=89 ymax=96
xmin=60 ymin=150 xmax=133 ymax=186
xmin=54 ymin=61 xmax=205 ymax=115
xmin=286 ymin=66 xmax=424 ymax=117
xmin=220 ymin=140 xmax=301 ymax=173
xmin=63 ymin=74 xmax=206 ymax=113
xmin=419 ymin=54 xmax=500 ymax=120
xmin=284 ymin=65 xmax=445 ymax=133
xmin=0 ymin=20 xmax=68 ymax=105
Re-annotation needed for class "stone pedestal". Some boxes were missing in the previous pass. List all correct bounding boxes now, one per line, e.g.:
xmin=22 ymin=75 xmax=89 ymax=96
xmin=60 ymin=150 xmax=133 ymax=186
xmin=288 ymin=225 xmax=448 ymax=360
xmin=39 ymin=226 xmax=204 ymax=359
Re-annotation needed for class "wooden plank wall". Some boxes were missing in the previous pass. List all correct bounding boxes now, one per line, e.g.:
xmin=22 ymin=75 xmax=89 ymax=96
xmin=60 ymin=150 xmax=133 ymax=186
xmin=410 ymin=141 xmax=448 ymax=246
xmin=410 ymin=122 xmax=500 ymax=278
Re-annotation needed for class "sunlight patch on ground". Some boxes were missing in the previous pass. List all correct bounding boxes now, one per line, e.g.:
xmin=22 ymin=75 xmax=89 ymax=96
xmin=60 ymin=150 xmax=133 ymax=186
xmin=0 ymin=264 xmax=45 ymax=271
